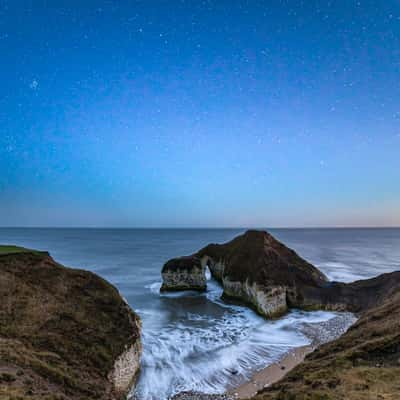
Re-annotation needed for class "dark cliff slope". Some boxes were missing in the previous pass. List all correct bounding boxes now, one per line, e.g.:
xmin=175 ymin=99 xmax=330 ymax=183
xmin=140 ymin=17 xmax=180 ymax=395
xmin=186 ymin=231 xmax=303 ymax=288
xmin=0 ymin=247 xmax=141 ymax=400
xmin=164 ymin=230 xmax=400 ymax=316
xmin=253 ymin=287 xmax=400 ymax=400
xmin=302 ymin=270 xmax=400 ymax=312
xmin=198 ymin=230 xmax=327 ymax=286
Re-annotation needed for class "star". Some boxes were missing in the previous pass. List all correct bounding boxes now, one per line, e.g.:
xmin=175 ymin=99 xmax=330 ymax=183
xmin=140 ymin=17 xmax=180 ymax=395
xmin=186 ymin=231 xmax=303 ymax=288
xmin=29 ymin=80 xmax=38 ymax=90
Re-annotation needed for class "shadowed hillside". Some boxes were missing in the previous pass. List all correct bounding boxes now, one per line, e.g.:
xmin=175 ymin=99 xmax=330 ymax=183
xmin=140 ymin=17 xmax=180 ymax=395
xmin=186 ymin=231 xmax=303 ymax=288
xmin=0 ymin=248 xmax=141 ymax=400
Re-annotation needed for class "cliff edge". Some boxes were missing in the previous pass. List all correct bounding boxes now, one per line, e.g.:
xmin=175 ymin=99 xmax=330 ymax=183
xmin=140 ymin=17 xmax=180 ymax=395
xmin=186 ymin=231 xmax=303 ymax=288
xmin=0 ymin=246 xmax=141 ymax=400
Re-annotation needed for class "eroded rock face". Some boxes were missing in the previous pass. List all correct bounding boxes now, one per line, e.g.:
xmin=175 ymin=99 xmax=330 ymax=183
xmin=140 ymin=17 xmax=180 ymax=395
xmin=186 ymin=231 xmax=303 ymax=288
xmin=202 ymin=256 xmax=225 ymax=282
xmin=161 ymin=230 xmax=400 ymax=319
xmin=161 ymin=230 xmax=328 ymax=317
xmin=161 ymin=256 xmax=207 ymax=291
xmin=197 ymin=230 xmax=328 ymax=317
xmin=294 ymin=269 xmax=400 ymax=313
xmin=108 ymin=340 xmax=142 ymax=396
xmin=0 ymin=249 xmax=141 ymax=400
xmin=222 ymin=278 xmax=288 ymax=317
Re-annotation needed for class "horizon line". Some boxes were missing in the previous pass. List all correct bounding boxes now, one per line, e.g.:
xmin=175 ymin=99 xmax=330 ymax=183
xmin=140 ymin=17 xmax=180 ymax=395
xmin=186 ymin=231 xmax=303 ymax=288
xmin=0 ymin=226 xmax=399 ymax=230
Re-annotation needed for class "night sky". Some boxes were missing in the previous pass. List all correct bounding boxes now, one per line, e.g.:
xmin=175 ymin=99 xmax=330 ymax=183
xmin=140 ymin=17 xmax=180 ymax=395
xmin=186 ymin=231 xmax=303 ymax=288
xmin=1 ymin=1 xmax=399 ymax=227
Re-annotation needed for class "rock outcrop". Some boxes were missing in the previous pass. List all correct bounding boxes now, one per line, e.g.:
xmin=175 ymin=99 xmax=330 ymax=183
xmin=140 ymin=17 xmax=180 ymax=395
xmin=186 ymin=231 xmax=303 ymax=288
xmin=197 ymin=230 xmax=328 ymax=317
xmin=161 ymin=256 xmax=207 ymax=291
xmin=161 ymin=230 xmax=400 ymax=318
xmin=162 ymin=231 xmax=400 ymax=400
xmin=300 ymin=269 xmax=400 ymax=313
xmin=0 ymin=246 xmax=141 ymax=400
xmin=161 ymin=230 xmax=328 ymax=317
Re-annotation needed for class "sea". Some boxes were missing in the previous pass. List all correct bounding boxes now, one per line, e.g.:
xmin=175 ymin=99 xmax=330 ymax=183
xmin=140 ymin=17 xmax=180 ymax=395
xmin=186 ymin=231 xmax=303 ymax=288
xmin=0 ymin=228 xmax=399 ymax=399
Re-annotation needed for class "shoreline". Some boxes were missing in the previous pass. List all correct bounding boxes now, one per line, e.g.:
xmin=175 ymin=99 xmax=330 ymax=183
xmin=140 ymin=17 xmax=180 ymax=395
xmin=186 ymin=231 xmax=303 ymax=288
xmin=170 ymin=345 xmax=314 ymax=400
xmin=228 ymin=345 xmax=313 ymax=399
xmin=171 ymin=313 xmax=357 ymax=400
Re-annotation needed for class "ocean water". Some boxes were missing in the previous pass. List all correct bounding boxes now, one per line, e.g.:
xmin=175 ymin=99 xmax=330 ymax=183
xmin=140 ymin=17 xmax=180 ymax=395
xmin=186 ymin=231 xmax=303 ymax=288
xmin=0 ymin=228 xmax=399 ymax=399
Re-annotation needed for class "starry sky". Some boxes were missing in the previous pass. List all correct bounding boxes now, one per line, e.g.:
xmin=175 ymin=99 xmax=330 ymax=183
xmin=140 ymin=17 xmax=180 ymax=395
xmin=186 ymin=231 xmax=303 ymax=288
xmin=1 ymin=1 xmax=399 ymax=227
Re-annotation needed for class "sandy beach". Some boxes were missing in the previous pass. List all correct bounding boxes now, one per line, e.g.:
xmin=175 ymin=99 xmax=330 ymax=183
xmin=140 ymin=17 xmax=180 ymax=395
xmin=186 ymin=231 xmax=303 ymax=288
xmin=171 ymin=345 xmax=314 ymax=399
xmin=228 ymin=345 xmax=313 ymax=399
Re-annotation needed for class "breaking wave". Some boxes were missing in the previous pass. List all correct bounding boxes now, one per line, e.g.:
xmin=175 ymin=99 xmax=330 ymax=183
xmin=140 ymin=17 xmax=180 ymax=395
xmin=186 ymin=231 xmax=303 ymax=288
xmin=131 ymin=279 xmax=355 ymax=400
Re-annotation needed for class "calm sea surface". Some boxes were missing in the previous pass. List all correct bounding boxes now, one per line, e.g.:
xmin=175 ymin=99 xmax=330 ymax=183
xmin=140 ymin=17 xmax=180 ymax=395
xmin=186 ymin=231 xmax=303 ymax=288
xmin=1 ymin=228 xmax=399 ymax=399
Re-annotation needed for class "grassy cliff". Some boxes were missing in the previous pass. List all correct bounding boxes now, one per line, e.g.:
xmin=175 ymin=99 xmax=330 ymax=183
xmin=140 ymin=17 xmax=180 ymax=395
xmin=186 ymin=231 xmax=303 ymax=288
xmin=0 ymin=245 xmax=43 ymax=255
xmin=0 ymin=248 xmax=141 ymax=400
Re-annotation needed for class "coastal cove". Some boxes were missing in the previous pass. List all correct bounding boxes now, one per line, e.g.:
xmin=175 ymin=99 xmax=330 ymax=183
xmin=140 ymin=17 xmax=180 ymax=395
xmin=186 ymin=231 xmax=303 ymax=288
xmin=3 ymin=2 xmax=400 ymax=399
xmin=1 ymin=228 xmax=399 ymax=400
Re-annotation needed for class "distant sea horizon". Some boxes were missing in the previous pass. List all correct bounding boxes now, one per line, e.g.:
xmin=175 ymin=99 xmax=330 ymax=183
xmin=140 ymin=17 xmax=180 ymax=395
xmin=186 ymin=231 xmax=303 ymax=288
xmin=1 ymin=226 xmax=399 ymax=229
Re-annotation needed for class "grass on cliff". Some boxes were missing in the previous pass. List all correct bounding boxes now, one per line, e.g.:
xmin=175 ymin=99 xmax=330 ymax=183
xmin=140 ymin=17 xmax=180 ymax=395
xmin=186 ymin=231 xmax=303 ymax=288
xmin=0 ymin=245 xmax=42 ymax=255
xmin=0 ymin=250 xmax=141 ymax=400
xmin=255 ymin=289 xmax=400 ymax=400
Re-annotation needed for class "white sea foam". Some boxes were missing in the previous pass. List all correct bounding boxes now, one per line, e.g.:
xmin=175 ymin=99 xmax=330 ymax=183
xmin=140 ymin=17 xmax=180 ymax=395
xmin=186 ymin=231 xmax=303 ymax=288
xmin=132 ymin=280 xmax=354 ymax=400
xmin=145 ymin=281 xmax=162 ymax=294
xmin=318 ymin=261 xmax=365 ymax=282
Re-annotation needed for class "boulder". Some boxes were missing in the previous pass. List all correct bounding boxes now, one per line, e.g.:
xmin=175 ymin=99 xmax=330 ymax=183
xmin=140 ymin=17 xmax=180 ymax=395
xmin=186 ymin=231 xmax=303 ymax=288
xmin=0 ymin=247 xmax=141 ymax=400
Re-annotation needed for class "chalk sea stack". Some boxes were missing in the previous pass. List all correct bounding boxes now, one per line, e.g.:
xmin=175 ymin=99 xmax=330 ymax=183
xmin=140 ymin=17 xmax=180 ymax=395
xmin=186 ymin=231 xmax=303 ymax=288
xmin=0 ymin=246 xmax=141 ymax=400
xmin=161 ymin=230 xmax=329 ymax=317
xmin=198 ymin=230 xmax=328 ymax=317
xmin=161 ymin=230 xmax=400 ymax=318
xmin=161 ymin=255 xmax=207 ymax=292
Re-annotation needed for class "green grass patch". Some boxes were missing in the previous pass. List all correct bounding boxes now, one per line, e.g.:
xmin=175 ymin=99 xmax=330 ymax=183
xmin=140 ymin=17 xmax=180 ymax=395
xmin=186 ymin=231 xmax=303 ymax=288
xmin=0 ymin=245 xmax=42 ymax=255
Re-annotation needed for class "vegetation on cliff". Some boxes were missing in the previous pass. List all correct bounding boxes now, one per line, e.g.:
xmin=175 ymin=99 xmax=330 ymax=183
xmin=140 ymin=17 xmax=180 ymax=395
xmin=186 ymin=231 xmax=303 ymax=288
xmin=254 ymin=288 xmax=400 ymax=400
xmin=0 ymin=245 xmax=42 ymax=255
xmin=0 ymin=247 xmax=141 ymax=400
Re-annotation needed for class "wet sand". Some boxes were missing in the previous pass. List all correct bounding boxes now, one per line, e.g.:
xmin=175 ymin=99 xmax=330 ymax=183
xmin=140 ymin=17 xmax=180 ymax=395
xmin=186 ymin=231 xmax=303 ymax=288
xmin=171 ymin=314 xmax=356 ymax=400
xmin=228 ymin=345 xmax=313 ymax=399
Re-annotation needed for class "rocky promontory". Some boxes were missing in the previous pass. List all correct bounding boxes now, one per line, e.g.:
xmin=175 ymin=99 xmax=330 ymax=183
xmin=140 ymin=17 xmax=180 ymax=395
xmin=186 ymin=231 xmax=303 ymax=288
xmin=0 ymin=246 xmax=141 ymax=400
xmin=161 ymin=230 xmax=400 ymax=318
xmin=161 ymin=230 xmax=328 ymax=317
xmin=162 ymin=231 xmax=400 ymax=400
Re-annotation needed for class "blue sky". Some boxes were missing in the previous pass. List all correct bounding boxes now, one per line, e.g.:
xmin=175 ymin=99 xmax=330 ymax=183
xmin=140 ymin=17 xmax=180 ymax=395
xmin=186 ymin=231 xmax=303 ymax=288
xmin=1 ymin=1 xmax=399 ymax=227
